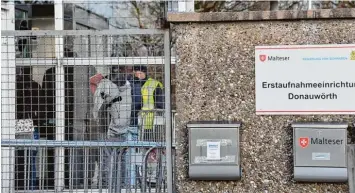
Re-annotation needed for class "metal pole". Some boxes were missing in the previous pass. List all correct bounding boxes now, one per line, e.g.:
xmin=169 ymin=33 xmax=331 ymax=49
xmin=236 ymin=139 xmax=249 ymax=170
xmin=1 ymin=2 xmax=16 ymax=193
xmin=1 ymin=139 xmax=164 ymax=148
xmin=1 ymin=29 xmax=165 ymax=36
xmin=54 ymin=0 xmax=65 ymax=191
xmin=308 ymin=0 xmax=312 ymax=10
xmin=348 ymin=145 xmax=355 ymax=193
xmin=164 ymin=29 xmax=173 ymax=193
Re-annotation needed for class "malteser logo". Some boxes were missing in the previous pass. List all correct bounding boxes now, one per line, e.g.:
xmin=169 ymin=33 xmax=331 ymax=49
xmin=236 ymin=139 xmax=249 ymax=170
xmin=259 ymin=54 xmax=267 ymax=62
xmin=259 ymin=55 xmax=290 ymax=62
xmin=350 ymin=50 xmax=355 ymax=60
xmin=299 ymin=136 xmax=344 ymax=149
xmin=299 ymin=137 xmax=309 ymax=148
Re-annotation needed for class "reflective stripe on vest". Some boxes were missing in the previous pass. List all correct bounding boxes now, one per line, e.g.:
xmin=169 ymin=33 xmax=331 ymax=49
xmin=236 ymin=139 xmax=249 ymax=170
xmin=141 ymin=78 xmax=162 ymax=110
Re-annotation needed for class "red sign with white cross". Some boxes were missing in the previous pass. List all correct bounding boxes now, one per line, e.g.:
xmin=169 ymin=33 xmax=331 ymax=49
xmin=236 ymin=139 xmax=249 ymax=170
xmin=299 ymin=137 xmax=309 ymax=148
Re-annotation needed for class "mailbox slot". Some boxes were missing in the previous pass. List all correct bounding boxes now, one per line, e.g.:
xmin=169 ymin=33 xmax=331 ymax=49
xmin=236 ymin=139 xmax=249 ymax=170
xmin=188 ymin=121 xmax=241 ymax=180
xmin=292 ymin=122 xmax=348 ymax=182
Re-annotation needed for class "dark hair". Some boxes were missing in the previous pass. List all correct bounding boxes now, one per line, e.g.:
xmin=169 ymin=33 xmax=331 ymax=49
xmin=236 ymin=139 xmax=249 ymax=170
xmin=19 ymin=20 xmax=29 ymax=30
xmin=133 ymin=66 xmax=147 ymax=73
xmin=111 ymin=65 xmax=126 ymax=73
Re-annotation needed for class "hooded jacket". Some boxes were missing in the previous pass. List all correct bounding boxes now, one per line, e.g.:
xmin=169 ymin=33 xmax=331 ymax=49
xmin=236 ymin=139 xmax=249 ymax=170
xmin=107 ymin=80 xmax=132 ymax=137
xmin=92 ymin=77 xmax=132 ymax=137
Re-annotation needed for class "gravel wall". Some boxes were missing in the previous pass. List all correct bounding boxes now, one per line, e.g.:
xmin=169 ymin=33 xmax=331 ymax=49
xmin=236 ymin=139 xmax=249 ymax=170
xmin=170 ymin=11 xmax=355 ymax=193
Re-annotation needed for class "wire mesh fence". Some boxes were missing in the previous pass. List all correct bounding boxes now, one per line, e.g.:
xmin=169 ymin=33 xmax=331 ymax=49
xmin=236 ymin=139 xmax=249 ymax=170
xmin=1 ymin=26 xmax=174 ymax=192
xmin=3 ymin=141 xmax=173 ymax=193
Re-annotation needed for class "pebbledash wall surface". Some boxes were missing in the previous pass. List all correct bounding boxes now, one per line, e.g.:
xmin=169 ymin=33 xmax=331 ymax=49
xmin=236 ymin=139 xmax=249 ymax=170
xmin=168 ymin=9 xmax=355 ymax=193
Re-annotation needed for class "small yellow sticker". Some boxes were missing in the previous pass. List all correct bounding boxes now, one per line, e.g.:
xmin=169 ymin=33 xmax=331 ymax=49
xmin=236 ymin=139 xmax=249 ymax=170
xmin=350 ymin=50 xmax=355 ymax=60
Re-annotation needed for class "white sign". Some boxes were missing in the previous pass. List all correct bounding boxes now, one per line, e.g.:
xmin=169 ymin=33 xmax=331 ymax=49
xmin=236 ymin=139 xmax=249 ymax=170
xmin=15 ymin=119 xmax=35 ymax=133
xmin=206 ymin=141 xmax=221 ymax=160
xmin=255 ymin=44 xmax=355 ymax=115
xmin=312 ymin=152 xmax=331 ymax=161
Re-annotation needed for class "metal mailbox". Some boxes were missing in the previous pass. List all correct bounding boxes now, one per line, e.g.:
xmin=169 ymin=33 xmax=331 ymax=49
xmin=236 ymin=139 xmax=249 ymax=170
xmin=292 ymin=122 xmax=348 ymax=182
xmin=188 ymin=121 xmax=242 ymax=180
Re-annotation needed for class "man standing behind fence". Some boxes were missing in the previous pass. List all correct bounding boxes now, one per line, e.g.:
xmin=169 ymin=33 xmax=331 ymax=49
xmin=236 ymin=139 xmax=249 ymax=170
xmin=91 ymin=65 xmax=132 ymax=188
xmin=130 ymin=65 xmax=164 ymax=141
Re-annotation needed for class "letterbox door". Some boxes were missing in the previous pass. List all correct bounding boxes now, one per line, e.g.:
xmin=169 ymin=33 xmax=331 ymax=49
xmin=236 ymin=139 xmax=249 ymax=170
xmin=189 ymin=127 xmax=239 ymax=166
xmin=294 ymin=128 xmax=347 ymax=167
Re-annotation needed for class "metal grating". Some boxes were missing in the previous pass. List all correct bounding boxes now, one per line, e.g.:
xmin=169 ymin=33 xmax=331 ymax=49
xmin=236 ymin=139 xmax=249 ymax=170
xmin=1 ymin=1 xmax=175 ymax=193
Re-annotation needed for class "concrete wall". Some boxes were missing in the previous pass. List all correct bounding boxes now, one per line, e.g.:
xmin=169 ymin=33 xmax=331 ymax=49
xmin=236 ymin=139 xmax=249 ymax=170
xmin=169 ymin=9 xmax=355 ymax=193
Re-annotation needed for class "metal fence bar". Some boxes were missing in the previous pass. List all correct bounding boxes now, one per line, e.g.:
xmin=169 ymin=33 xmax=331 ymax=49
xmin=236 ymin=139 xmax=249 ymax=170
xmin=156 ymin=149 xmax=163 ymax=193
xmin=4 ymin=190 xmax=161 ymax=193
xmin=116 ymin=149 xmax=126 ymax=193
xmin=10 ymin=57 xmax=177 ymax=66
xmin=1 ymin=29 xmax=165 ymax=36
xmin=83 ymin=148 xmax=89 ymax=191
xmin=349 ymin=145 xmax=355 ymax=193
xmin=1 ymin=2 xmax=16 ymax=193
xmin=69 ymin=148 xmax=74 ymax=192
xmin=108 ymin=149 xmax=115 ymax=193
xmin=164 ymin=29 xmax=173 ymax=193
xmin=1 ymin=139 xmax=165 ymax=148
xmin=308 ymin=0 xmax=313 ymax=10
xmin=99 ymin=148 xmax=104 ymax=192
xmin=63 ymin=57 xmax=177 ymax=66
xmin=14 ymin=59 xmax=57 ymax=66
xmin=55 ymin=1 xmax=66 ymax=191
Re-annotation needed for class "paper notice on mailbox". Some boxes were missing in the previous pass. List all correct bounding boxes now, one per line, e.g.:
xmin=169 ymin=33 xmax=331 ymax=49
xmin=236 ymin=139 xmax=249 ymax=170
xmin=206 ymin=141 xmax=221 ymax=160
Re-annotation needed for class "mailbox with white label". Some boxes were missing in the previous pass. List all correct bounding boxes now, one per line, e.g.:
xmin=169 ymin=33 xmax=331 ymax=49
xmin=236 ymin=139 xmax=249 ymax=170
xmin=292 ymin=122 xmax=348 ymax=182
xmin=187 ymin=121 xmax=241 ymax=180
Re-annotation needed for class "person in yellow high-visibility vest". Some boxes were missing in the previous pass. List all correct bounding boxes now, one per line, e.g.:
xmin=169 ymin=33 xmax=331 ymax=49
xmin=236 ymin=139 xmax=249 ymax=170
xmin=132 ymin=65 xmax=164 ymax=141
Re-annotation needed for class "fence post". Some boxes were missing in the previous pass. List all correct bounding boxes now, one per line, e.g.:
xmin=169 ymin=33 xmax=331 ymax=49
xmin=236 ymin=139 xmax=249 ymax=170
xmin=348 ymin=145 xmax=355 ymax=193
xmin=1 ymin=2 xmax=16 ymax=193
xmin=164 ymin=29 xmax=173 ymax=193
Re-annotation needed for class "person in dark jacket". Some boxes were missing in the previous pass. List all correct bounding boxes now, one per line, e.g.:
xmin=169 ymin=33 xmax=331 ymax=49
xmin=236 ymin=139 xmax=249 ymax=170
xmin=16 ymin=67 xmax=42 ymax=126
xmin=129 ymin=65 xmax=164 ymax=127
xmin=15 ymin=67 xmax=42 ymax=190
xmin=129 ymin=75 xmax=142 ymax=127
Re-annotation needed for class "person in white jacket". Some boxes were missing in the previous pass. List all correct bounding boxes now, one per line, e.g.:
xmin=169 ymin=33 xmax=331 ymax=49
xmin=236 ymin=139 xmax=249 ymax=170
xmin=90 ymin=65 xmax=132 ymax=188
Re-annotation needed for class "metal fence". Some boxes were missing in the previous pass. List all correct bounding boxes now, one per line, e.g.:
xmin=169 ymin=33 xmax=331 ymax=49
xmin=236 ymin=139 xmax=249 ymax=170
xmin=1 ymin=21 xmax=173 ymax=193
